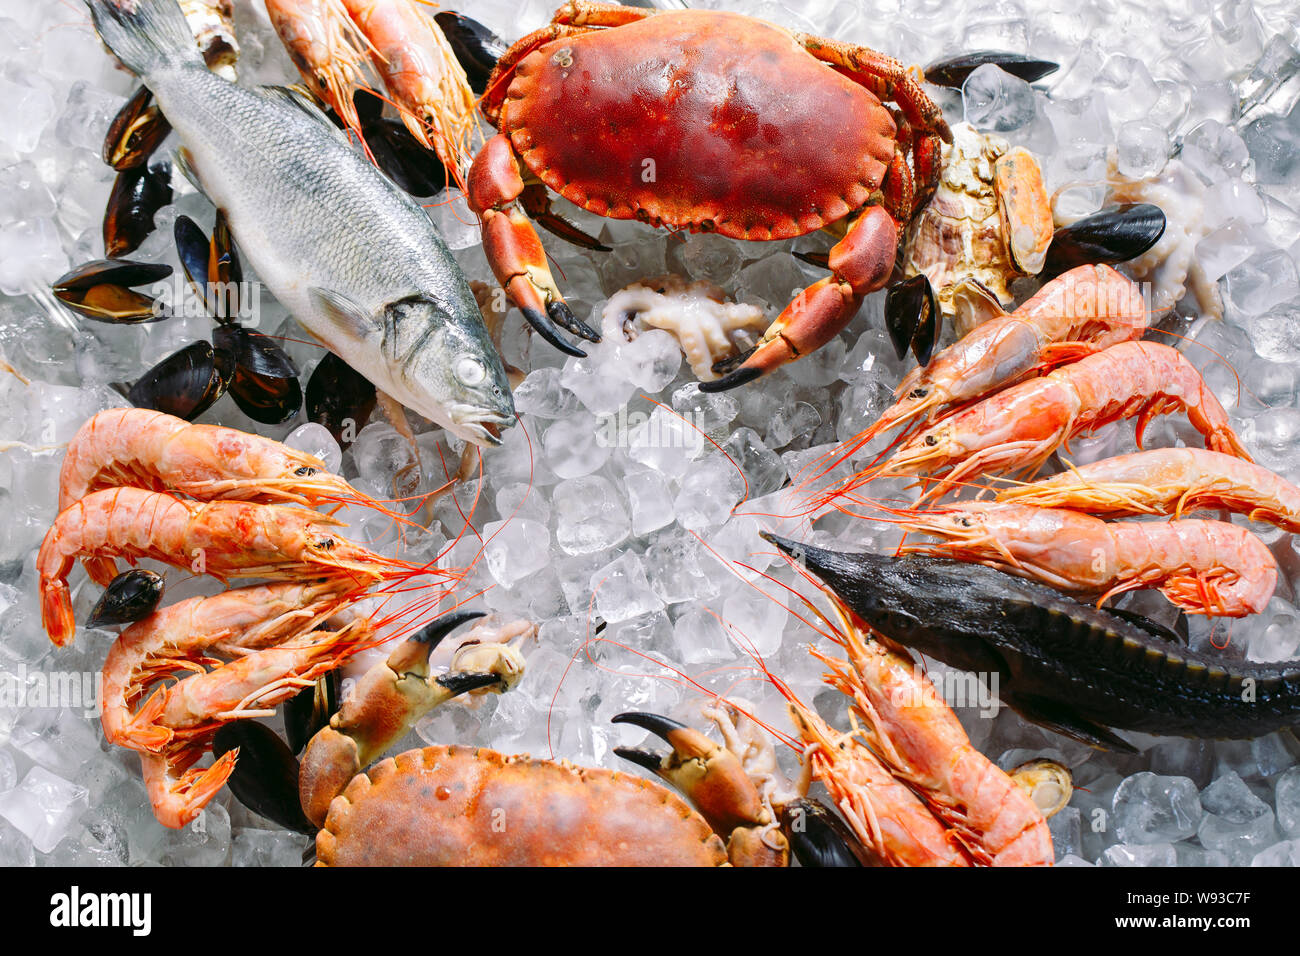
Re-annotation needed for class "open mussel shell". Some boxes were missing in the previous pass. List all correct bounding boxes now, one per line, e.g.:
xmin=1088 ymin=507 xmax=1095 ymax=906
xmin=885 ymin=273 xmax=940 ymax=366
xmin=104 ymin=85 xmax=172 ymax=170
xmin=212 ymin=325 xmax=302 ymax=425
xmin=104 ymin=161 xmax=172 ymax=259
xmin=350 ymin=91 xmax=448 ymax=197
xmin=1040 ymin=203 xmax=1167 ymax=281
xmin=86 ymin=569 xmax=164 ymax=629
xmin=779 ymin=798 xmax=875 ymax=867
xmin=924 ymin=51 xmax=1060 ymax=89
xmin=284 ymin=672 xmax=340 ymax=756
xmin=306 ymin=350 xmax=377 ymax=450
xmin=213 ymin=722 xmax=315 ymax=835
xmin=175 ymin=212 xmax=243 ymax=320
xmin=53 ymin=259 xmax=172 ymax=324
xmin=434 ymin=12 xmax=507 ymax=94
xmin=127 ymin=340 xmax=231 ymax=421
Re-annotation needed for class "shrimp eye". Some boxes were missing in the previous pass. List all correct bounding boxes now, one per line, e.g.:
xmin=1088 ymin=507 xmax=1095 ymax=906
xmin=925 ymin=434 xmax=938 ymax=446
xmin=295 ymin=466 xmax=317 ymax=477
xmin=959 ymin=517 xmax=972 ymax=527
xmin=314 ymin=538 xmax=335 ymax=550
xmin=909 ymin=387 xmax=927 ymax=399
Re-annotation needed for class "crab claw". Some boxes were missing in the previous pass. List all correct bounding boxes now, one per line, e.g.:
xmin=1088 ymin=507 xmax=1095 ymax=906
xmin=701 ymin=205 xmax=898 ymax=392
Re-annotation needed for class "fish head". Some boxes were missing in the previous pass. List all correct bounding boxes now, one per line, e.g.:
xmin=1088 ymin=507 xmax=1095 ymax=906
xmin=388 ymin=297 xmax=516 ymax=447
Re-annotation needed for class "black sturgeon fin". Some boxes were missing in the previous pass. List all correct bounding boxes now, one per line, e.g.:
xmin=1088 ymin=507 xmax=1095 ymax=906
xmin=1004 ymin=693 xmax=1138 ymax=754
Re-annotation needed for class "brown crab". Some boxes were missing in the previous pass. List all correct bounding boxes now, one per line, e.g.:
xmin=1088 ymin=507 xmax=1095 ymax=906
xmin=467 ymin=1 xmax=951 ymax=388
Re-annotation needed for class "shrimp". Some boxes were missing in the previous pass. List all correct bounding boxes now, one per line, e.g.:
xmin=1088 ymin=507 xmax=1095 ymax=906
xmin=851 ymin=341 xmax=1250 ymax=502
xmin=813 ymin=599 xmax=1053 ymax=866
xmin=996 ymin=448 xmax=1300 ymax=533
xmin=38 ymin=487 xmax=411 ymax=646
xmin=59 ymin=408 xmax=367 ymax=511
xmin=813 ymin=265 xmax=1148 ymax=480
xmin=265 ymin=0 xmax=372 ymax=135
xmin=101 ymin=580 xmax=357 ymax=753
xmin=892 ymin=501 xmax=1278 ymax=617
xmin=341 ymin=0 xmax=478 ymax=176
xmin=139 ymin=748 xmax=238 ymax=830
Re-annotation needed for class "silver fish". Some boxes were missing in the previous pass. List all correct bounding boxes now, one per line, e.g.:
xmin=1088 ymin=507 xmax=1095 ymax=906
xmin=86 ymin=0 xmax=514 ymax=446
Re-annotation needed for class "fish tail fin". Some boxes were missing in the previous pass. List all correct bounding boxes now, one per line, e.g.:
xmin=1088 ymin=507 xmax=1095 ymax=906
xmin=85 ymin=0 xmax=203 ymax=77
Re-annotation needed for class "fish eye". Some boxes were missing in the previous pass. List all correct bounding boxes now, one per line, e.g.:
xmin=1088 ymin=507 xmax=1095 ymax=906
xmin=456 ymin=357 xmax=486 ymax=386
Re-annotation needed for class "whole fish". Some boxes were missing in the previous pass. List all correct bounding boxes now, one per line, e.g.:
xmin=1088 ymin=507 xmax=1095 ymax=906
xmin=86 ymin=0 xmax=514 ymax=446
xmin=763 ymin=533 xmax=1300 ymax=748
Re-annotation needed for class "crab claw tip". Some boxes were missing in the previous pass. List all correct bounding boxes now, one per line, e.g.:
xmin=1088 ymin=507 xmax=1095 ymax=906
xmin=436 ymin=671 xmax=504 ymax=696
xmin=547 ymin=299 xmax=600 ymax=342
xmin=410 ymin=609 xmax=486 ymax=647
xmin=611 ymin=711 xmax=688 ymax=739
xmin=612 ymin=746 xmax=665 ymax=773
xmin=522 ymin=306 xmax=586 ymax=357
xmin=698 ymin=365 xmax=763 ymax=393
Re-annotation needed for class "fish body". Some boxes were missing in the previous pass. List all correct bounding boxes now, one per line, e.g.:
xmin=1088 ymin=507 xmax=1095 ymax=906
xmin=766 ymin=534 xmax=1300 ymax=747
xmin=86 ymin=0 xmax=513 ymax=446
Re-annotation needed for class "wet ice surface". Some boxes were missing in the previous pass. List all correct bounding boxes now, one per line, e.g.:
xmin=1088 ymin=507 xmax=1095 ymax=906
xmin=2 ymin=0 xmax=1300 ymax=866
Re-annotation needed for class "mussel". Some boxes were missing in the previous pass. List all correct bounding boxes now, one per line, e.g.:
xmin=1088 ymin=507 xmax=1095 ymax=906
xmin=433 ymin=12 xmax=507 ymax=94
xmin=778 ymin=798 xmax=875 ymax=867
xmin=127 ymin=340 xmax=231 ymax=421
xmin=52 ymin=259 xmax=172 ymax=324
xmin=305 ymin=350 xmax=377 ymax=450
xmin=213 ymin=721 xmax=315 ymax=835
xmin=174 ymin=212 xmax=243 ymax=320
xmin=351 ymin=91 xmax=448 ymax=197
xmin=212 ymin=324 xmax=302 ymax=425
xmin=103 ymin=85 xmax=172 ymax=171
xmin=924 ymin=51 xmax=1060 ymax=89
xmin=104 ymin=161 xmax=173 ymax=259
xmin=1039 ymin=203 xmax=1167 ymax=281
xmin=884 ymin=273 xmax=940 ymax=366
xmin=86 ymin=569 xmax=165 ymax=629
xmin=283 ymin=672 xmax=340 ymax=756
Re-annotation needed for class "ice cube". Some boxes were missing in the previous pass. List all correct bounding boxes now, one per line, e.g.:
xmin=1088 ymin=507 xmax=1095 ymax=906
xmin=350 ymin=422 xmax=419 ymax=500
xmin=55 ymin=80 xmax=124 ymax=155
xmin=559 ymin=344 xmax=638 ymax=416
xmin=553 ymin=475 xmax=629 ymax=554
xmin=10 ymin=709 xmax=100 ymax=778
xmin=1251 ymin=839 xmax=1300 ymax=866
xmin=721 ymin=427 xmax=787 ymax=499
xmin=1098 ymin=55 xmax=1159 ymax=124
xmin=1223 ymin=248 xmax=1300 ymax=316
xmin=962 ymin=63 xmax=1037 ymax=133
xmin=231 ymin=827 xmax=304 ymax=867
xmin=0 ymin=74 xmax=56 ymax=155
xmin=514 ymin=366 xmax=581 ymax=419
xmin=671 ymin=383 xmax=738 ymax=436
xmin=627 ymin=406 xmax=705 ymax=478
xmin=1049 ymin=806 xmax=1083 ymax=861
xmin=1195 ymin=221 xmax=1255 ymax=283
xmin=1181 ymin=119 xmax=1251 ymax=184
xmin=0 ymin=815 xmax=34 ymax=867
xmin=1115 ymin=120 xmax=1170 ymax=179
xmin=155 ymin=801 xmax=231 ymax=867
xmin=1198 ymin=770 xmax=1278 ymax=864
xmin=0 ymin=766 xmax=89 ymax=854
xmin=590 ymin=552 xmax=664 ymax=624
xmin=1099 ymin=843 xmax=1178 ymax=866
xmin=481 ymin=518 xmax=549 ymax=588
xmin=625 ymin=467 xmax=675 ymax=536
xmin=1112 ymin=772 xmax=1202 ymax=844
xmin=674 ymin=604 xmax=735 ymax=664
xmin=283 ymin=422 xmax=343 ymax=475
xmin=613 ymin=327 xmax=681 ymax=392
xmin=721 ymin=586 xmax=787 ymax=659
xmin=543 ymin=411 xmax=611 ymax=479
xmin=646 ymin=533 xmax=720 ymax=606
xmin=679 ymin=233 xmax=743 ymax=284
xmin=1276 ymin=766 xmax=1300 ymax=837
xmin=1242 ymin=104 xmax=1300 ymax=186
xmin=674 ymin=455 xmax=745 ymax=530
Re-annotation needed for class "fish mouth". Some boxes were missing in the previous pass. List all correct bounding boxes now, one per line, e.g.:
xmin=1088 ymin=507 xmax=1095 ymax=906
xmin=449 ymin=406 xmax=513 ymax=447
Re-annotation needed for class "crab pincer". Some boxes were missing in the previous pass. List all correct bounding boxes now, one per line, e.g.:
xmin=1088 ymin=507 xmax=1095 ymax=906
xmin=613 ymin=711 xmax=789 ymax=866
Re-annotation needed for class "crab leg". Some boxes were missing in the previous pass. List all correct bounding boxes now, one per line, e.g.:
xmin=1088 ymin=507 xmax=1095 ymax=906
xmin=613 ymin=711 xmax=790 ymax=866
xmin=466 ymin=134 xmax=601 ymax=357
xmin=299 ymin=610 xmax=527 ymax=825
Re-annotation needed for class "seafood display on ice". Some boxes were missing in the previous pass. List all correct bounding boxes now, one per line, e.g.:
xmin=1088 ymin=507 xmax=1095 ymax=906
xmin=2 ymin=0 xmax=1300 ymax=873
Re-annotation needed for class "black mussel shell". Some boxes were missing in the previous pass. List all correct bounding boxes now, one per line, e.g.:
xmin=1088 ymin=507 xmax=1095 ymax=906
xmin=174 ymin=213 xmax=211 ymax=292
xmin=885 ymin=273 xmax=940 ymax=366
xmin=284 ymin=671 xmax=340 ymax=756
xmin=213 ymin=722 xmax=315 ymax=835
xmin=103 ymin=85 xmax=172 ymax=170
xmin=104 ymin=162 xmax=172 ymax=259
xmin=213 ymin=325 xmax=302 ymax=425
xmin=780 ymin=798 xmax=876 ymax=867
xmin=175 ymin=213 xmax=243 ymax=321
xmin=128 ymin=340 xmax=230 ymax=421
xmin=1040 ymin=203 xmax=1167 ymax=281
xmin=434 ymin=12 xmax=507 ymax=94
xmin=52 ymin=258 xmax=172 ymax=324
xmin=306 ymin=350 xmax=377 ymax=449
xmin=924 ymin=51 xmax=1060 ymax=89
xmin=86 ymin=569 xmax=164 ymax=629
xmin=365 ymin=117 xmax=448 ymax=196
xmin=209 ymin=209 xmax=242 ymax=291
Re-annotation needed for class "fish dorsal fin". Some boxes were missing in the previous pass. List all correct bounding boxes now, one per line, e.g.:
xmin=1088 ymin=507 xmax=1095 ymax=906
xmin=259 ymin=85 xmax=349 ymax=140
xmin=310 ymin=287 xmax=375 ymax=339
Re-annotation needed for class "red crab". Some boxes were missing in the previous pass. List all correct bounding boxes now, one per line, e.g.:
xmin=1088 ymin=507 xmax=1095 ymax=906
xmin=467 ymin=1 xmax=951 ymax=389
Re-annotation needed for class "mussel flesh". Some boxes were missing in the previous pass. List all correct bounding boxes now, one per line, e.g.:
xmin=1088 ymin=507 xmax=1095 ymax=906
xmin=52 ymin=259 xmax=172 ymax=324
xmin=1040 ymin=203 xmax=1167 ymax=281
xmin=104 ymin=162 xmax=173 ymax=259
xmin=884 ymin=273 xmax=940 ymax=366
xmin=127 ymin=340 xmax=230 ymax=421
xmin=434 ymin=12 xmax=507 ymax=94
xmin=212 ymin=324 xmax=302 ymax=425
xmin=103 ymin=86 xmax=171 ymax=171
xmin=213 ymin=721 xmax=315 ymax=835
xmin=924 ymin=51 xmax=1060 ymax=89
xmin=86 ymin=569 xmax=165 ymax=629
xmin=306 ymin=350 xmax=377 ymax=450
